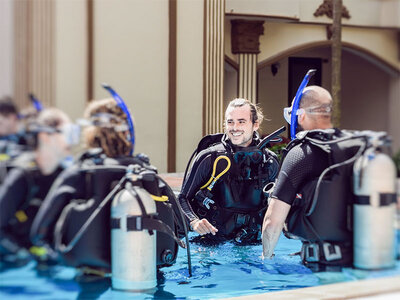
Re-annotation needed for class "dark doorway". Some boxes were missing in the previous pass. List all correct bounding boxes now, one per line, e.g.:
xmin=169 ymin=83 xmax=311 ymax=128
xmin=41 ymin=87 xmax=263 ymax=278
xmin=288 ymin=57 xmax=322 ymax=106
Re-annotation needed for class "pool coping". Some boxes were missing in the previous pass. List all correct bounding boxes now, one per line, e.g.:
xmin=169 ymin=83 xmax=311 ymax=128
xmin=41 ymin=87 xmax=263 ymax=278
xmin=223 ymin=275 xmax=400 ymax=299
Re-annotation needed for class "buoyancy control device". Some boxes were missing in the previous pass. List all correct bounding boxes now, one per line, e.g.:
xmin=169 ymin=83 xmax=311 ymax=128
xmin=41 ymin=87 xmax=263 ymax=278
xmin=353 ymin=131 xmax=397 ymax=269
xmin=54 ymin=160 xmax=191 ymax=280
xmin=283 ymin=129 xmax=397 ymax=268
xmin=186 ymin=127 xmax=284 ymax=241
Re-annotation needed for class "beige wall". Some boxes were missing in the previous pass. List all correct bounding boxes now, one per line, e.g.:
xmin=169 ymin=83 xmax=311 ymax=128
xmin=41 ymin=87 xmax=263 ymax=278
xmin=343 ymin=28 xmax=399 ymax=70
xmin=226 ymin=0 xmax=400 ymax=28
xmin=176 ymin=0 xmax=204 ymax=172
xmin=257 ymin=23 xmax=400 ymax=72
xmin=224 ymin=62 xmax=238 ymax=108
xmin=341 ymin=48 xmax=400 ymax=153
xmin=258 ymin=58 xmax=288 ymax=137
xmin=94 ymin=0 xmax=169 ymax=172
xmin=0 ymin=0 xmax=14 ymax=98
xmin=54 ymin=0 xmax=87 ymax=121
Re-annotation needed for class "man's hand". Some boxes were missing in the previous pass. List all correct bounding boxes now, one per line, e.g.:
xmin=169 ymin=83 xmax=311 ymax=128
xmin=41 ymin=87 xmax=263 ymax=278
xmin=190 ymin=218 xmax=218 ymax=236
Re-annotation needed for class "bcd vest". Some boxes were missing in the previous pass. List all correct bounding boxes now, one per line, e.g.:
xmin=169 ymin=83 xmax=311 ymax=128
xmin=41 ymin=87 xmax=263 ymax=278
xmin=53 ymin=150 xmax=181 ymax=270
xmin=283 ymin=129 xmax=366 ymax=245
xmin=190 ymin=141 xmax=279 ymax=239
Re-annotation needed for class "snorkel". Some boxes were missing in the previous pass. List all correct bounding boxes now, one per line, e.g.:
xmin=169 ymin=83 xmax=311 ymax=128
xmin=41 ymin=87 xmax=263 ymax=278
xmin=101 ymin=84 xmax=135 ymax=155
xmin=29 ymin=93 xmax=44 ymax=112
xmin=290 ymin=69 xmax=316 ymax=140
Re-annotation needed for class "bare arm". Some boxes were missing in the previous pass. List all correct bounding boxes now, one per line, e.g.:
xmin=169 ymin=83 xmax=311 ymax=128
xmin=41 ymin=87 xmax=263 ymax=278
xmin=262 ymin=198 xmax=291 ymax=259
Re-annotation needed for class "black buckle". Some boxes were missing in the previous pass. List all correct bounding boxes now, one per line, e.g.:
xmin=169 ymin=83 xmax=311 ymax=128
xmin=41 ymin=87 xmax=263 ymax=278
xmin=301 ymin=243 xmax=319 ymax=262
xmin=126 ymin=215 xmax=144 ymax=231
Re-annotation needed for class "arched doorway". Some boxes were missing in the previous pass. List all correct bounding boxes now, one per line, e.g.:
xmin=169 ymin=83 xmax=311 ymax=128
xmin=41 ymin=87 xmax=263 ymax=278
xmin=256 ymin=43 xmax=400 ymax=151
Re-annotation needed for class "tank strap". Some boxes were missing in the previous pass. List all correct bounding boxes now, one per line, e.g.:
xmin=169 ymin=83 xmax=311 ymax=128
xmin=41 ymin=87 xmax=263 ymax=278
xmin=355 ymin=193 xmax=397 ymax=206
xmin=110 ymin=215 xmax=186 ymax=248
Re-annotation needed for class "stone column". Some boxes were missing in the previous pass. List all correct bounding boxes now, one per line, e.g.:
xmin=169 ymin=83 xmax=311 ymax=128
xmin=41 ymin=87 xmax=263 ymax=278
xmin=231 ymin=20 xmax=264 ymax=104
xmin=204 ymin=0 xmax=225 ymax=135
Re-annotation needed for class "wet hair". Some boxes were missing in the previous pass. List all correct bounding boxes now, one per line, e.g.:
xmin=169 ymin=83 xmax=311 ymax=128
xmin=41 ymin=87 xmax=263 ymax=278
xmin=83 ymin=98 xmax=131 ymax=158
xmin=0 ymin=96 xmax=18 ymax=116
xmin=225 ymin=98 xmax=264 ymax=125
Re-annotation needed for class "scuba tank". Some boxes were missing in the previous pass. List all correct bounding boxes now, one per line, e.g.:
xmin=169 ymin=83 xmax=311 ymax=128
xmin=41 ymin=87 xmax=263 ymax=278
xmin=111 ymin=180 xmax=157 ymax=291
xmin=353 ymin=133 xmax=397 ymax=269
xmin=109 ymin=166 xmax=190 ymax=291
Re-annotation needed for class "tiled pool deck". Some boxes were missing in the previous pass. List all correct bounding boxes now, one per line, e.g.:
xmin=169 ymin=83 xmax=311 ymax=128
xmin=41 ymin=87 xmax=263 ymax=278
xmin=159 ymin=173 xmax=400 ymax=300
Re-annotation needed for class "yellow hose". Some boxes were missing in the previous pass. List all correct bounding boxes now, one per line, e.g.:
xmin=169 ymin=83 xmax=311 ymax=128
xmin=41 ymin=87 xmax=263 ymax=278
xmin=151 ymin=194 xmax=169 ymax=202
xmin=200 ymin=155 xmax=231 ymax=190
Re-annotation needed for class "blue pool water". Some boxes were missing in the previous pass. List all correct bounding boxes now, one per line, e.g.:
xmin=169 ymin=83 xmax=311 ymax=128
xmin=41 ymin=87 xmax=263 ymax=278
xmin=1 ymin=233 xmax=400 ymax=300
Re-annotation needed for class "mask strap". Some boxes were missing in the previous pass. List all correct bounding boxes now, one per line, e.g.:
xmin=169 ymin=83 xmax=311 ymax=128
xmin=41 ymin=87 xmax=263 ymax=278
xmin=101 ymin=84 xmax=135 ymax=154
xmin=290 ymin=69 xmax=316 ymax=140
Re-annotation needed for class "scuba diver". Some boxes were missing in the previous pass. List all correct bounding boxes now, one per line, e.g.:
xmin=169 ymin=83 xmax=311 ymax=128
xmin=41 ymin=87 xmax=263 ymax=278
xmin=0 ymin=107 xmax=75 ymax=261
xmin=262 ymin=72 xmax=397 ymax=270
xmin=30 ymin=92 xmax=185 ymax=274
xmin=1 ymin=94 xmax=45 ymax=184
xmin=0 ymin=96 xmax=20 ymax=141
xmin=178 ymin=98 xmax=280 ymax=245
xmin=0 ymin=96 xmax=25 ymax=167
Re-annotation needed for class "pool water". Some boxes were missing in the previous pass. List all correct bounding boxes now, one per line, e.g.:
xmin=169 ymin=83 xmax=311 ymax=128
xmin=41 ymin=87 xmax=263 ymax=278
xmin=1 ymin=233 xmax=400 ymax=300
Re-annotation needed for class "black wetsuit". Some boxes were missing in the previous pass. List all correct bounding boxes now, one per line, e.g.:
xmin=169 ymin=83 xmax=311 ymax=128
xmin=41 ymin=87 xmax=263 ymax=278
xmin=179 ymin=134 xmax=279 ymax=244
xmin=0 ymin=152 xmax=63 ymax=255
xmin=0 ymin=134 xmax=29 ymax=184
xmin=272 ymin=128 xmax=364 ymax=266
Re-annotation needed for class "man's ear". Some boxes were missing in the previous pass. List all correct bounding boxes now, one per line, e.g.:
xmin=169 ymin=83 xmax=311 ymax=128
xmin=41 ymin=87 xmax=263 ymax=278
xmin=297 ymin=112 xmax=305 ymax=125
xmin=253 ymin=120 xmax=260 ymax=131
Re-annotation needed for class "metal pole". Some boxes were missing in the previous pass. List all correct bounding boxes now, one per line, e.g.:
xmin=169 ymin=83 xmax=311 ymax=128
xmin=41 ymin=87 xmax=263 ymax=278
xmin=332 ymin=0 xmax=342 ymax=128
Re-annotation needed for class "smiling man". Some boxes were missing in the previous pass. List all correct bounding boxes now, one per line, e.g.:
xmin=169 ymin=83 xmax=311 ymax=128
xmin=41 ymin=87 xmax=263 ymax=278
xmin=178 ymin=98 xmax=279 ymax=245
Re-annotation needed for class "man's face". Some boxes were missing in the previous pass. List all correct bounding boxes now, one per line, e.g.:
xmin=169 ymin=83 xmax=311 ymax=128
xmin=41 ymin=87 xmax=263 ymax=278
xmin=225 ymin=105 xmax=259 ymax=147
xmin=0 ymin=114 xmax=18 ymax=136
xmin=37 ymin=123 xmax=71 ymax=174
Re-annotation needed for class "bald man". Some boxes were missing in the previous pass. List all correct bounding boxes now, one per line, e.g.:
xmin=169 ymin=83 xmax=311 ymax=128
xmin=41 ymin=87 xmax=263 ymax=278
xmin=262 ymin=86 xmax=357 ymax=268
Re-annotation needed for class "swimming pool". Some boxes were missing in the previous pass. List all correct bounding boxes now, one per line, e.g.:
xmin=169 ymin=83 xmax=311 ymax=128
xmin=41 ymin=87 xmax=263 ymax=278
xmin=1 ymin=232 xmax=399 ymax=300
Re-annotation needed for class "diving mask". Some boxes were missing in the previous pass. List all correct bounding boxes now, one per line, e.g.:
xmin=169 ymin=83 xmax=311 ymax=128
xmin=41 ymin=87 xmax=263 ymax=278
xmin=234 ymin=148 xmax=263 ymax=164
xmin=283 ymin=105 xmax=332 ymax=125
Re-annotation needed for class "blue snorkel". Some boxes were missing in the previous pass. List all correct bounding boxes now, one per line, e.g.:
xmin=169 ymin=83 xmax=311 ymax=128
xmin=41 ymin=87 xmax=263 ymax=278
xmin=101 ymin=84 xmax=135 ymax=155
xmin=290 ymin=69 xmax=316 ymax=140
xmin=29 ymin=93 xmax=44 ymax=112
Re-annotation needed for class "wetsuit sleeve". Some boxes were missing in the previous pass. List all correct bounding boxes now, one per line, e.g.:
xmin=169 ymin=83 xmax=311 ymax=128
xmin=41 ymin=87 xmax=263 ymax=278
xmin=271 ymin=143 xmax=327 ymax=205
xmin=178 ymin=152 xmax=213 ymax=222
xmin=30 ymin=167 xmax=85 ymax=246
xmin=0 ymin=168 xmax=29 ymax=229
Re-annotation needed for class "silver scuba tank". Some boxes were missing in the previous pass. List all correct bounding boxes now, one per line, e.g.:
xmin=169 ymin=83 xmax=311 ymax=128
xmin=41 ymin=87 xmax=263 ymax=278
xmin=111 ymin=181 xmax=157 ymax=291
xmin=353 ymin=145 xmax=397 ymax=270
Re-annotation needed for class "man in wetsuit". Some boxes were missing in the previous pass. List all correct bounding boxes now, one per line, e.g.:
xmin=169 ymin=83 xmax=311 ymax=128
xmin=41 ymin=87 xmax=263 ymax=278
xmin=0 ymin=108 xmax=74 ymax=260
xmin=0 ymin=97 xmax=24 ymax=161
xmin=262 ymin=86 xmax=358 ymax=267
xmin=179 ymin=98 xmax=279 ymax=244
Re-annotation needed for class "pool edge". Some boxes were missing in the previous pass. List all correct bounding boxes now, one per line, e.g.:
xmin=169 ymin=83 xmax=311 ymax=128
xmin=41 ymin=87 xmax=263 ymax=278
xmin=223 ymin=275 xmax=400 ymax=299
